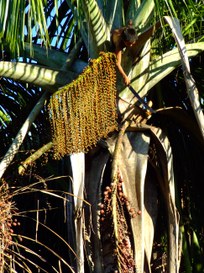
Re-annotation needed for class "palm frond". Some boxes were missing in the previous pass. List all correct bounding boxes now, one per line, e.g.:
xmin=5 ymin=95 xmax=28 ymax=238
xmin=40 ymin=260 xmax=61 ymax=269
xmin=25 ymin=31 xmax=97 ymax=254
xmin=0 ymin=91 xmax=48 ymax=179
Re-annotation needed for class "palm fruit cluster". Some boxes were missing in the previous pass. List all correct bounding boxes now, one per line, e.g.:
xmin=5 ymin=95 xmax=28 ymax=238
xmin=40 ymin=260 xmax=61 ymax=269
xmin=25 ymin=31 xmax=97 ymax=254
xmin=48 ymin=52 xmax=118 ymax=158
xmin=100 ymin=171 xmax=138 ymax=273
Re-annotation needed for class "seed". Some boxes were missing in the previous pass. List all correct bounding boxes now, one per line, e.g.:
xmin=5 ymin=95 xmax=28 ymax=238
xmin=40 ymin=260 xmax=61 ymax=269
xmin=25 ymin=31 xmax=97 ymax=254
xmin=100 ymin=210 xmax=105 ymax=215
xmin=125 ymin=201 xmax=130 ymax=206
xmin=129 ymin=208 xmax=134 ymax=213
xmin=105 ymin=186 xmax=111 ymax=192
xmin=103 ymin=191 xmax=108 ymax=196
xmin=99 ymin=203 xmax=104 ymax=209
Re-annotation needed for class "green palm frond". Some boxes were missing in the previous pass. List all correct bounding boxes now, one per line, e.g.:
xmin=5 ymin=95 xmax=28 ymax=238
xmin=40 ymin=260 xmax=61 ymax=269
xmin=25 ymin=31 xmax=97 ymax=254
xmin=0 ymin=0 xmax=79 ymax=58
xmin=0 ymin=0 xmax=49 ymax=57
xmin=154 ymin=0 xmax=204 ymax=43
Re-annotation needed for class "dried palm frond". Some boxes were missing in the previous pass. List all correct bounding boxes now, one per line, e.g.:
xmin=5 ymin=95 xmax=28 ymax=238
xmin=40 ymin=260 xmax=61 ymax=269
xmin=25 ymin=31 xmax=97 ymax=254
xmin=0 ymin=177 xmax=82 ymax=273
xmin=0 ymin=180 xmax=17 ymax=272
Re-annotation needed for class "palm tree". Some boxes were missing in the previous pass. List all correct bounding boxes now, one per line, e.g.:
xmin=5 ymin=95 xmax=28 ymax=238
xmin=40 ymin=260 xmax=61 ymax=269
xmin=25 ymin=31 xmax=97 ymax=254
xmin=0 ymin=0 xmax=204 ymax=272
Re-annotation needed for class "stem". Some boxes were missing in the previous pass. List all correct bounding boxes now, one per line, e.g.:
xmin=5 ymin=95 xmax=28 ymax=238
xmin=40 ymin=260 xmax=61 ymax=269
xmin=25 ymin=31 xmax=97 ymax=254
xmin=180 ymin=225 xmax=192 ymax=273
xmin=18 ymin=142 xmax=53 ymax=175
xmin=111 ymin=121 xmax=130 ymax=271
xmin=0 ymin=92 xmax=49 ymax=179
xmin=164 ymin=16 xmax=204 ymax=140
xmin=0 ymin=61 xmax=73 ymax=91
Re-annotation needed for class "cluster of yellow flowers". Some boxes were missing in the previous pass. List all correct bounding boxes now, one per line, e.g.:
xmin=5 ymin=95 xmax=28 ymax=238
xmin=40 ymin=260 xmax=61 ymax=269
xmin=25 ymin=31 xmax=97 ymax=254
xmin=49 ymin=52 xmax=118 ymax=158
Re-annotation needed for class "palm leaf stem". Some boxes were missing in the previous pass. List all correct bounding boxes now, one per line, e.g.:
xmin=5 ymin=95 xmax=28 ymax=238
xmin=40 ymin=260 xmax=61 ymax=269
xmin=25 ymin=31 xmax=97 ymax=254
xmin=0 ymin=91 xmax=49 ymax=179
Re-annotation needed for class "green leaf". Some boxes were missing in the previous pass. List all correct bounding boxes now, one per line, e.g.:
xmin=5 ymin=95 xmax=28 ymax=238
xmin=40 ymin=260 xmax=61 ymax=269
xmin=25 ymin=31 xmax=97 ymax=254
xmin=119 ymin=43 xmax=204 ymax=100
xmin=164 ymin=16 xmax=204 ymax=139
xmin=80 ymin=0 xmax=109 ymax=57
xmin=0 ymin=61 xmax=75 ymax=90
xmin=148 ymin=43 xmax=204 ymax=92
xmin=0 ymin=0 xmax=9 ymax=39
xmin=133 ymin=0 xmax=155 ymax=29
xmin=0 ymin=110 xmax=11 ymax=124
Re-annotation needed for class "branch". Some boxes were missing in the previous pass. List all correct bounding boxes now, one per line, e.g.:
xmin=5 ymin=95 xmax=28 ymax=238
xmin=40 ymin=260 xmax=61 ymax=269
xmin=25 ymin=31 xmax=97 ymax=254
xmin=0 ymin=92 xmax=49 ymax=179
xmin=18 ymin=142 xmax=53 ymax=175
xmin=24 ymin=43 xmax=69 ymax=70
xmin=24 ymin=40 xmax=84 ymax=72
xmin=0 ymin=61 xmax=75 ymax=91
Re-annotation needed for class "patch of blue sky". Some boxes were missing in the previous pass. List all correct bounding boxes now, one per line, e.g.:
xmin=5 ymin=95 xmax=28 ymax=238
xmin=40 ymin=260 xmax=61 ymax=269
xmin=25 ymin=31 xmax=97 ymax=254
xmin=24 ymin=1 xmax=73 ymax=52
xmin=47 ymin=4 xmax=73 ymax=51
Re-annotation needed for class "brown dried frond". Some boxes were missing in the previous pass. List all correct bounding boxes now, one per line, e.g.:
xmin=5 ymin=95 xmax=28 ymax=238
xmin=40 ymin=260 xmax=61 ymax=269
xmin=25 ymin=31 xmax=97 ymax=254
xmin=0 ymin=181 xmax=17 ymax=271
xmin=48 ymin=52 xmax=118 ymax=158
